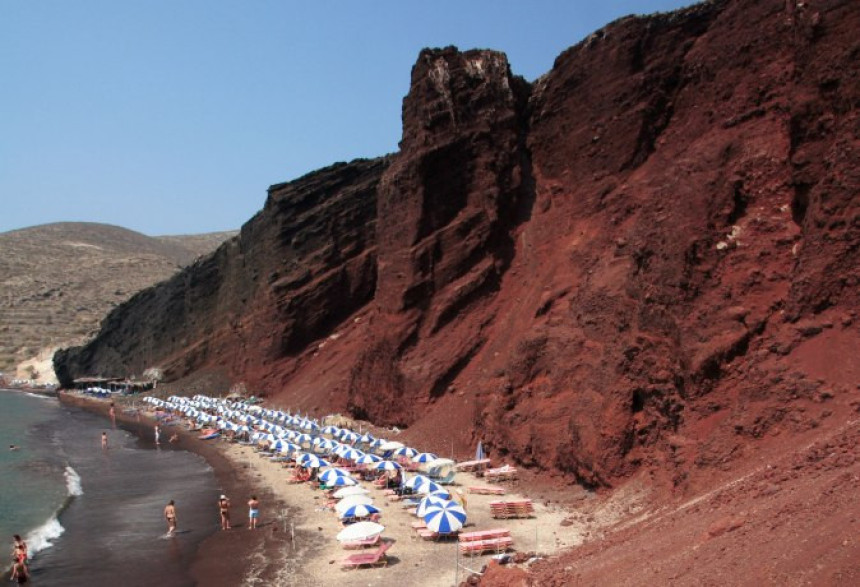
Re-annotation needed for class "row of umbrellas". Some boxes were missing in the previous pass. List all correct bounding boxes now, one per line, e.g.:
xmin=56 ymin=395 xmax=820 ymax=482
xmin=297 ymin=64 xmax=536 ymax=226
xmin=145 ymin=394 xmax=468 ymax=539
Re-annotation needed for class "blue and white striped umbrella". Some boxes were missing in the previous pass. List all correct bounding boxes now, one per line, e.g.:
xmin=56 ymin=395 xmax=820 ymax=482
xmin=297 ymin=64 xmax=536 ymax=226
xmin=374 ymin=460 xmax=402 ymax=472
xmin=411 ymin=452 xmax=438 ymax=463
xmin=294 ymin=434 xmax=314 ymax=447
xmin=296 ymin=453 xmax=329 ymax=468
xmin=415 ymin=480 xmax=447 ymax=496
xmin=318 ymin=469 xmax=354 ymax=484
xmin=324 ymin=474 xmax=357 ymax=487
xmin=338 ymin=504 xmax=380 ymax=519
xmin=341 ymin=431 xmax=361 ymax=444
xmin=278 ymin=442 xmax=300 ymax=454
xmin=415 ymin=495 xmax=450 ymax=518
xmin=393 ymin=446 xmax=418 ymax=458
xmin=356 ymin=454 xmax=382 ymax=465
xmin=321 ymin=425 xmax=341 ymax=436
xmin=423 ymin=501 xmax=467 ymax=534
xmin=343 ymin=448 xmax=365 ymax=461
xmin=359 ymin=433 xmax=375 ymax=444
xmin=404 ymin=474 xmax=431 ymax=489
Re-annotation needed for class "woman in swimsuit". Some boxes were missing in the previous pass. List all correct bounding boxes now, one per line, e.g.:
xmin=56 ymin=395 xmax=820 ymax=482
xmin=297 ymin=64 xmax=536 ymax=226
xmin=218 ymin=495 xmax=231 ymax=530
xmin=12 ymin=535 xmax=27 ymax=563
xmin=164 ymin=500 xmax=177 ymax=535
xmin=247 ymin=496 xmax=260 ymax=529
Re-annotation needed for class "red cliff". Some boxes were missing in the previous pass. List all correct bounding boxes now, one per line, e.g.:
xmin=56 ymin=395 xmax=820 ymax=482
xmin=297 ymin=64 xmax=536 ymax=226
xmin=57 ymin=0 xmax=860 ymax=499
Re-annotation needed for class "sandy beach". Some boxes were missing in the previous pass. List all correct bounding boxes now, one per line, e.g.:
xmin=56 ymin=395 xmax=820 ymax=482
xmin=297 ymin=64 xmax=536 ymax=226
xmin=58 ymin=391 xmax=588 ymax=586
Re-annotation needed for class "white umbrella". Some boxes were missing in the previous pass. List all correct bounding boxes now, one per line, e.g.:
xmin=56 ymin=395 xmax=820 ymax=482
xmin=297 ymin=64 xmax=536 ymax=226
xmin=333 ymin=486 xmax=370 ymax=499
xmin=379 ymin=440 xmax=405 ymax=451
xmin=336 ymin=521 xmax=384 ymax=542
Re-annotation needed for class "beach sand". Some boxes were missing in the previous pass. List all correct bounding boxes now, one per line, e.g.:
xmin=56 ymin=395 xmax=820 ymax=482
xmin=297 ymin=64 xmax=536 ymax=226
xmin=60 ymin=392 xmax=584 ymax=586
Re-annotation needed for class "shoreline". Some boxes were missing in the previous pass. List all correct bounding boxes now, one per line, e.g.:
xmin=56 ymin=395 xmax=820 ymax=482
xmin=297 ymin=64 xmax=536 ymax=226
xmin=56 ymin=391 xmax=318 ymax=586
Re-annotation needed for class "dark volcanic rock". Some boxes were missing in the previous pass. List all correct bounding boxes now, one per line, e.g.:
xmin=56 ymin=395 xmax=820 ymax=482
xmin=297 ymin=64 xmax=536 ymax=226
xmin=56 ymin=0 xmax=860 ymax=495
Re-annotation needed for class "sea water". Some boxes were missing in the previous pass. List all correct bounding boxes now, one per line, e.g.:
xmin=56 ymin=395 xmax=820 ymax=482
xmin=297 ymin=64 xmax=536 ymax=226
xmin=0 ymin=389 xmax=221 ymax=585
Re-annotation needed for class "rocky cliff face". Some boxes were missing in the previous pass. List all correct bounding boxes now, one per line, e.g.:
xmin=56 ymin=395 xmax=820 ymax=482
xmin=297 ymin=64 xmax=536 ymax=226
xmin=57 ymin=0 xmax=860 ymax=489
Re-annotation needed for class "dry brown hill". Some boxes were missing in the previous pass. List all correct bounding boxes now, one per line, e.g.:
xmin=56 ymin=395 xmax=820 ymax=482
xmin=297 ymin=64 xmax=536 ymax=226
xmin=0 ymin=222 xmax=235 ymax=380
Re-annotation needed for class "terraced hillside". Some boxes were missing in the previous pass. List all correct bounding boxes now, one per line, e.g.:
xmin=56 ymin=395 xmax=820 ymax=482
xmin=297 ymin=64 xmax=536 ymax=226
xmin=0 ymin=222 xmax=235 ymax=379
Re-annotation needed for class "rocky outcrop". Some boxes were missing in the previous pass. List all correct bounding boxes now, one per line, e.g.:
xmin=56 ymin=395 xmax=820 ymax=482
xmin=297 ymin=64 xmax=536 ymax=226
xmin=56 ymin=0 xmax=860 ymax=490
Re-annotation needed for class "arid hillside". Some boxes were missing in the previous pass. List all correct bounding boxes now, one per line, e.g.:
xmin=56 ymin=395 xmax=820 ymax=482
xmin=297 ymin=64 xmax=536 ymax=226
xmin=56 ymin=0 xmax=857 ymax=499
xmin=0 ymin=222 xmax=235 ymax=380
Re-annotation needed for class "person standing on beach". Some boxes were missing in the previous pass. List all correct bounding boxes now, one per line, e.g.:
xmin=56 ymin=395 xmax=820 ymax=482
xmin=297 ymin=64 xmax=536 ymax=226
xmin=218 ymin=495 xmax=231 ymax=530
xmin=101 ymin=431 xmax=108 ymax=449
xmin=154 ymin=424 xmax=161 ymax=446
xmin=109 ymin=402 xmax=116 ymax=425
xmin=12 ymin=534 xmax=27 ymax=563
xmin=164 ymin=500 xmax=177 ymax=535
xmin=248 ymin=496 xmax=260 ymax=529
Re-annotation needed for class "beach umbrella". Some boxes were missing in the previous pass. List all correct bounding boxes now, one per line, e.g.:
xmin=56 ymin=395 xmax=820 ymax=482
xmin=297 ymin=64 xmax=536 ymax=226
xmin=379 ymin=440 xmax=405 ymax=451
xmin=333 ymin=486 xmax=370 ymax=499
xmin=278 ymin=443 xmax=300 ymax=455
xmin=355 ymin=454 xmax=382 ymax=465
xmin=415 ymin=495 xmax=450 ymax=518
xmin=340 ymin=431 xmax=360 ymax=444
xmin=393 ymin=446 xmax=418 ymax=458
xmin=423 ymin=501 xmax=467 ymax=534
xmin=324 ymin=474 xmax=357 ymax=487
xmin=367 ymin=438 xmax=385 ymax=450
xmin=342 ymin=448 xmax=365 ymax=461
xmin=336 ymin=521 xmax=384 ymax=543
xmin=318 ymin=469 xmax=353 ymax=484
xmin=411 ymin=452 xmax=438 ymax=464
xmin=296 ymin=453 xmax=329 ymax=468
xmin=294 ymin=433 xmax=314 ymax=447
xmin=374 ymin=460 xmax=402 ymax=472
xmin=321 ymin=425 xmax=340 ymax=436
xmin=338 ymin=504 xmax=380 ymax=519
xmin=359 ymin=433 xmax=375 ymax=444
xmin=415 ymin=480 xmax=447 ymax=495
xmin=335 ymin=495 xmax=373 ymax=515
xmin=404 ymin=475 xmax=431 ymax=490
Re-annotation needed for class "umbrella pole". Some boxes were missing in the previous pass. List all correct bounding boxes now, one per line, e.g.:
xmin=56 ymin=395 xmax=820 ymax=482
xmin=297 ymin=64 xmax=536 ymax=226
xmin=454 ymin=537 xmax=459 ymax=586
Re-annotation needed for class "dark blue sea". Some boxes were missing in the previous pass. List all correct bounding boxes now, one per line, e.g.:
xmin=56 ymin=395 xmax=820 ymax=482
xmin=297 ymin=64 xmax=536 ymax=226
xmin=0 ymin=389 xmax=220 ymax=585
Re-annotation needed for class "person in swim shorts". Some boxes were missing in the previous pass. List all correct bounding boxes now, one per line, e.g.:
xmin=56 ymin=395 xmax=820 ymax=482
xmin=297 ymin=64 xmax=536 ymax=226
xmin=218 ymin=495 xmax=231 ymax=530
xmin=164 ymin=500 xmax=177 ymax=535
xmin=247 ymin=496 xmax=260 ymax=529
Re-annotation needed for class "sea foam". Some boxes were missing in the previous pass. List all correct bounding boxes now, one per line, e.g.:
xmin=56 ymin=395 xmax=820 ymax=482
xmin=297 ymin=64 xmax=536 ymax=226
xmin=25 ymin=515 xmax=65 ymax=556
xmin=64 ymin=465 xmax=83 ymax=496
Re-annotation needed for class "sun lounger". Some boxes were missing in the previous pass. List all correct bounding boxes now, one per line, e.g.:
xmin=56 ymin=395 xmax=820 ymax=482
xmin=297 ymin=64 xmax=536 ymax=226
xmin=417 ymin=529 xmax=458 ymax=540
xmin=458 ymin=536 xmax=514 ymax=556
xmin=459 ymin=528 xmax=511 ymax=542
xmin=484 ymin=466 xmax=518 ymax=481
xmin=489 ymin=499 xmax=534 ymax=519
xmin=456 ymin=458 xmax=492 ymax=472
xmin=341 ymin=534 xmax=381 ymax=549
xmin=468 ymin=486 xmax=506 ymax=495
xmin=340 ymin=540 xmax=392 ymax=569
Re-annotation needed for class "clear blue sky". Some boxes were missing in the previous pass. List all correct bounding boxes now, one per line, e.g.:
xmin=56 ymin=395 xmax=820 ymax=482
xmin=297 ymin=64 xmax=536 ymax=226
xmin=1 ymin=0 xmax=695 ymax=236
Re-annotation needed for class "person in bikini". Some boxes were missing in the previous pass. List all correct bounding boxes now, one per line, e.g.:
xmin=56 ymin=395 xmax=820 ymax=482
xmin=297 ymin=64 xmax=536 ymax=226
xmin=12 ymin=534 xmax=27 ymax=564
xmin=164 ymin=500 xmax=177 ymax=535
xmin=247 ymin=496 xmax=260 ymax=529
xmin=218 ymin=495 xmax=231 ymax=530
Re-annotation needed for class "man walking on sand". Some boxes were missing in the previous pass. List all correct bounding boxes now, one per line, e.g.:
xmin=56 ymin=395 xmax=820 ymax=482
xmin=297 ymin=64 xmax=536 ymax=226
xmin=164 ymin=500 xmax=177 ymax=535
